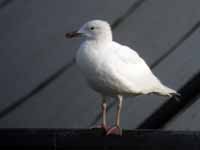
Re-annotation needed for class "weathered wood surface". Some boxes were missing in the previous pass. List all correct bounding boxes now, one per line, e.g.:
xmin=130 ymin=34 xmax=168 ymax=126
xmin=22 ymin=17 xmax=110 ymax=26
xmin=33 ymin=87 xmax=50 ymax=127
xmin=0 ymin=129 xmax=200 ymax=150
xmin=0 ymin=0 xmax=200 ymax=130
xmin=166 ymin=96 xmax=200 ymax=130
xmin=0 ymin=0 xmax=133 ymax=127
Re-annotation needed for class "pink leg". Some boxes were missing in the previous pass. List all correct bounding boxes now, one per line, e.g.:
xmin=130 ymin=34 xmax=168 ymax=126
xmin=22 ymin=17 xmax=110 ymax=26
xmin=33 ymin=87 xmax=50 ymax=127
xmin=101 ymin=97 xmax=109 ymax=131
xmin=94 ymin=96 xmax=109 ymax=131
xmin=107 ymin=95 xmax=123 ymax=135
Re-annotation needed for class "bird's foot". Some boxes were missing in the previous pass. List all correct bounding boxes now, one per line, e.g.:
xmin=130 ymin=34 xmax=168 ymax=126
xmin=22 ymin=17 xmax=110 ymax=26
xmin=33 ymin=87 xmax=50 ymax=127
xmin=106 ymin=126 xmax=122 ymax=135
xmin=98 ymin=124 xmax=110 ymax=132
xmin=92 ymin=124 xmax=110 ymax=132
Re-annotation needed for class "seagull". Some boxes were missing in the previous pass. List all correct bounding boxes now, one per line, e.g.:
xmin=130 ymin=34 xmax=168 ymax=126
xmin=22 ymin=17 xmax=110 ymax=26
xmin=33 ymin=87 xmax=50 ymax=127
xmin=65 ymin=20 xmax=179 ymax=135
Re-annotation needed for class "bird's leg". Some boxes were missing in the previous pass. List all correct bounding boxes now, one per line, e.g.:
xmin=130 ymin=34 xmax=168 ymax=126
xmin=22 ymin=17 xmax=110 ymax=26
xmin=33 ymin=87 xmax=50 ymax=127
xmin=94 ymin=96 xmax=109 ymax=132
xmin=116 ymin=95 xmax=122 ymax=128
xmin=107 ymin=95 xmax=123 ymax=135
xmin=101 ymin=97 xmax=108 ymax=130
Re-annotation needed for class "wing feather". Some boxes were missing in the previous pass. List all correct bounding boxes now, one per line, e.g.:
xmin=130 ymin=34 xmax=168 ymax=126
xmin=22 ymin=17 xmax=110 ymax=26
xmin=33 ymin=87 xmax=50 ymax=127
xmin=109 ymin=42 xmax=163 ymax=94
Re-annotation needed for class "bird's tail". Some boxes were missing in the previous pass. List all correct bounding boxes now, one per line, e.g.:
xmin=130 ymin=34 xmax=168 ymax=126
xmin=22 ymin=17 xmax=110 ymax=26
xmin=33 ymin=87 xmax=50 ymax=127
xmin=170 ymin=92 xmax=181 ymax=102
xmin=156 ymin=85 xmax=181 ymax=101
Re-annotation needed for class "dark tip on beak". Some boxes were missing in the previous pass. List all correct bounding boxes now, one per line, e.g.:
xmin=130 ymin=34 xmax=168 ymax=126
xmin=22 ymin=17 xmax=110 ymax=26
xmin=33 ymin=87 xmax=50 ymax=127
xmin=65 ymin=30 xmax=82 ymax=39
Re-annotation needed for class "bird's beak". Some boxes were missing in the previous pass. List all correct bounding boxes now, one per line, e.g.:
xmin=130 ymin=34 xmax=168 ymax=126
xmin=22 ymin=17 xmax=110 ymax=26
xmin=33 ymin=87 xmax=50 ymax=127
xmin=65 ymin=30 xmax=82 ymax=39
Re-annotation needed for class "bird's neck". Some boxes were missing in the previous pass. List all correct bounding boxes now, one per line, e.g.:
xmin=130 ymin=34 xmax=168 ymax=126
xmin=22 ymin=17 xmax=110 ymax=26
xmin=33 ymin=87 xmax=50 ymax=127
xmin=87 ymin=31 xmax=113 ymax=43
xmin=95 ymin=36 xmax=112 ymax=44
xmin=82 ymin=37 xmax=112 ymax=51
xmin=98 ymin=30 xmax=113 ymax=42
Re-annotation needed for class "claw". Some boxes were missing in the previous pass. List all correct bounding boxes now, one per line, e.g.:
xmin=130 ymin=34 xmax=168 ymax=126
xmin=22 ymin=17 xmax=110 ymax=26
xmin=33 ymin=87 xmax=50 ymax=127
xmin=106 ymin=126 xmax=122 ymax=135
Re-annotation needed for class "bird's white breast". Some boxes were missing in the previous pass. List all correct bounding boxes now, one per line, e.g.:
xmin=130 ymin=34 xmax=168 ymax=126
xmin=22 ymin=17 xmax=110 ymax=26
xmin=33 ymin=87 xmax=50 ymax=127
xmin=76 ymin=41 xmax=106 ymax=77
xmin=76 ymin=41 xmax=128 ymax=95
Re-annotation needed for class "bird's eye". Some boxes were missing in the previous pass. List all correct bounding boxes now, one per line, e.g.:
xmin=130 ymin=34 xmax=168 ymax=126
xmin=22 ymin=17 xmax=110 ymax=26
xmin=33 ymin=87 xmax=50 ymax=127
xmin=90 ymin=27 xmax=95 ymax=30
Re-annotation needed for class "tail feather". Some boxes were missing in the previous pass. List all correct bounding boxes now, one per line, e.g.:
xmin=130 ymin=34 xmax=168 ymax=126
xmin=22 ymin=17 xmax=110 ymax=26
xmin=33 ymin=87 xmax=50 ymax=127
xmin=170 ymin=92 xmax=181 ymax=102
xmin=156 ymin=85 xmax=181 ymax=101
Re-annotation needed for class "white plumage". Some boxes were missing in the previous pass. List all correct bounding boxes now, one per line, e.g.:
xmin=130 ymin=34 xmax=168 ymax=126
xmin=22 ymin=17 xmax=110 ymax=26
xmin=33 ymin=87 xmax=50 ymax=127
xmin=65 ymin=19 xmax=178 ymax=135
xmin=75 ymin=20 xmax=177 ymax=97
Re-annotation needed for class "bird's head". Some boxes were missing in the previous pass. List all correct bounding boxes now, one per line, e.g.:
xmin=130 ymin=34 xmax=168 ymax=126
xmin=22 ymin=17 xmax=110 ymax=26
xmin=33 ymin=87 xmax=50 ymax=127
xmin=65 ymin=20 xmax=112 ymax=41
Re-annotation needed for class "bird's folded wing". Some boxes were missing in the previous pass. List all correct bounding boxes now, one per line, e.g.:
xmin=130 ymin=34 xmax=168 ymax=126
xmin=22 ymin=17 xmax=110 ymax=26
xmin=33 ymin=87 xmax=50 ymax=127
xmin=109 ymin=43 xmax=163 ymax=94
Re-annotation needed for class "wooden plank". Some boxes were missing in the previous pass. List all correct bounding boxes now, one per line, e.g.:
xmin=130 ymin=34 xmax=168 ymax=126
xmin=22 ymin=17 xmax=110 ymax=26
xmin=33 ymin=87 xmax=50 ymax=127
xmin=1 ymin=0 xmax=200 ymax=129
xmin=165 ymin=96 xmax=200 ymax=130
xmin=0 ymin=129 xmax=200 ymax=150
xmin=0 ymin=0 xmax=133 ymax=119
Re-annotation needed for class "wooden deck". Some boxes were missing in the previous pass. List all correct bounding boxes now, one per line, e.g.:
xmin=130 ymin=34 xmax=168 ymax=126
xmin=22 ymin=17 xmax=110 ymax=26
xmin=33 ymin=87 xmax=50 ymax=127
xmin=0 ymin=0 xmax=200 ymax=133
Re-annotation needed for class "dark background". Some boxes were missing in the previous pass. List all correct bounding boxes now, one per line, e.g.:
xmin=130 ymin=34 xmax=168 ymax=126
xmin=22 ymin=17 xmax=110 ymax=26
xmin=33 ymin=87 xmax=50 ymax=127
xmin=0 ymin=0 xmax=200 ymax=130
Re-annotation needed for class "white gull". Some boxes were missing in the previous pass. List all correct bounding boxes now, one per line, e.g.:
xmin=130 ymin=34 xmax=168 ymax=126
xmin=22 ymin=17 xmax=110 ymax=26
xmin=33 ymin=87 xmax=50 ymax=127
xmin=65 ymin=20 xmax=179 ymax=135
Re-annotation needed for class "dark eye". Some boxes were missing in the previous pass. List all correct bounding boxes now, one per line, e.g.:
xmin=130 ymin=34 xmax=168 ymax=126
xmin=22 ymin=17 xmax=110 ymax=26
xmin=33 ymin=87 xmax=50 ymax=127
xmin=90 ymin=27 xmax=95 ymax=30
